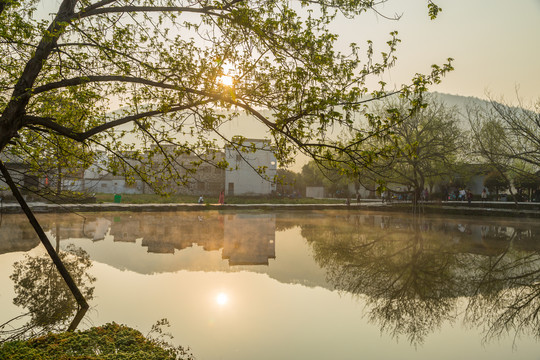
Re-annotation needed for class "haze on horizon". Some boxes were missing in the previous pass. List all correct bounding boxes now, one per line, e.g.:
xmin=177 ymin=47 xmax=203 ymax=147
xmin=331 ymin=0 xmax=539 ymax=104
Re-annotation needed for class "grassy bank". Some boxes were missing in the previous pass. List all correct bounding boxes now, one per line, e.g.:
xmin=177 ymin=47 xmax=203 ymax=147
xmin=94 ymin=193 xmax=344 ymax=205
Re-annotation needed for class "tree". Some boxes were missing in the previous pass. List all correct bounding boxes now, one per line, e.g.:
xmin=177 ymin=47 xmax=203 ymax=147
xmin=512 ymin=171 xmax=540 ymax=201
xmin=487 ymin=98 xmax=540 ymax=169
xmin=300 ymin=160 xmax=351 ymax=197
xmin=275 ymin=168 xmax=301 ymax=196
xmin=0 ymin=0 xmax=453 ymax=185
xmin=349 ymin=96 xmax=464 ymax=203
xmin=0 ymin=0 xmax=452 ymax=315
xmin=468 ymin=97 xmax=540 ymax=203
xmin=483 ymin=170 xmax=508 ymax=198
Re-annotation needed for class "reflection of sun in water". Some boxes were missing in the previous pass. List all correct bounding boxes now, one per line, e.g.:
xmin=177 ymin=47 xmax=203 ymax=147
xmin=218 ymin=75 xmax=234 ymax=86
xmin=216 ymin=292 xmax=229 ymax=306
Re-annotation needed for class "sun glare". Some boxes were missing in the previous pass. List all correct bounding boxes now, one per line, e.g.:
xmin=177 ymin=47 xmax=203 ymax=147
xmin=218 ymin=75 xmax=234 ymax=87
xmin=216 ymin=292 xmax=229 ymax=306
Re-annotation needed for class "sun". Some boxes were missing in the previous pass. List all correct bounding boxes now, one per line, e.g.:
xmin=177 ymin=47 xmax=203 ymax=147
xmin=216 ymin=292 xmax=229 ymax=306
xmin=218 ymin=75 xmax=234 ymax=87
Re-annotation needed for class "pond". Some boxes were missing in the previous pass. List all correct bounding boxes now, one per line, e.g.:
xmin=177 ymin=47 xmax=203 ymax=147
xmin=1 ymin=210 xmax=539 ymax=359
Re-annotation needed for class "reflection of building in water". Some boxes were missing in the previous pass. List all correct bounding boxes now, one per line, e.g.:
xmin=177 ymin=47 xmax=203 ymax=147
xmin=368 ymin=216 xmax=540 ymax=256
xmin=49 ymin=216 xmax=111 ymax=242
xmin=49 ymin=219 xmax=86 ymax=239
xmin=110 ymin=216 xmax=141 ymax=243
xmin=89 ymin=218 xmax=111 ymax=241
xmin=222 ymin=213 xmax=276 ymax=265
xmin=107 ymin=213 xmax=225 ymax=254
xmin=107 ymin=213 xmax=276 ymax=262
xmin=0 ymin=218 xmax=40 ymax=254
xmin=280 ymin=212 xmax=540 ymax=258
xmin=140 ymin=214 xmax=224 ymax=253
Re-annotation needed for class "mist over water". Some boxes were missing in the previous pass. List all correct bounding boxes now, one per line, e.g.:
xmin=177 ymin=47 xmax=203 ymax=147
xmin=1 ymin=210 xmax=539 ymax=359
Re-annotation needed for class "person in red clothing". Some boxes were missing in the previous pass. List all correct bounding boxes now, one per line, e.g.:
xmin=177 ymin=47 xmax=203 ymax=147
xmin=218 ymin=190 xmax=225 ymax=205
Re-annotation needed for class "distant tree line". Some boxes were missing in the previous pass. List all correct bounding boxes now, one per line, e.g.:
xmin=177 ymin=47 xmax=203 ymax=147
xmin=277 ymin=95 xmax=540 ymax=202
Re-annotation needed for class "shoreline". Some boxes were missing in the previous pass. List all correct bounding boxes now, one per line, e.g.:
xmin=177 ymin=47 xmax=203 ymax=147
xmin=2 ymin=200 xmax=540 ymax=218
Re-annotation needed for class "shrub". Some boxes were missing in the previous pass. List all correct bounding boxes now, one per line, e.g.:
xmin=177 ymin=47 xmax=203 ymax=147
xmin=0 ymin=323 xmax=193 ymax=360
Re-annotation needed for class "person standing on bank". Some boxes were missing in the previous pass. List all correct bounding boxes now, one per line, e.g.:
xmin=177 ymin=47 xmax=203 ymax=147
xmin=219 ymin=190 xmax=225 ymax=205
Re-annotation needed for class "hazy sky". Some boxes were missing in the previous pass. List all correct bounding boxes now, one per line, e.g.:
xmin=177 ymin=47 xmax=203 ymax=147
xmin=333 ymin=0 xmax=540 ymax=104
xmin=37 ymin=0 xmax=539 ymax=104
xmin=31 ymin=1 xmax=539 ymax=172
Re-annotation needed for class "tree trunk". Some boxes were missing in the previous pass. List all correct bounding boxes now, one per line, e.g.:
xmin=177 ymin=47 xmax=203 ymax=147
xmin=0 ymin=0 xmax=77 ymax=153
xmin=0 ymin=160 xmax=88 ymax=311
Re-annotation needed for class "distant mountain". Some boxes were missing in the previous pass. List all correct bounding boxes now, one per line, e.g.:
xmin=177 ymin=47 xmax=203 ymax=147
xmin=429 ymin=92 xmax=494 ymax=129
xmin=431 ymin=92 xmax=492 ymax=110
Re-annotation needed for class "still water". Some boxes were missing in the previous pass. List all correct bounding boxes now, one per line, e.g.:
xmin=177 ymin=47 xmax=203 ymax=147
xmin=1 ymin=210 xmax=540 ymax=359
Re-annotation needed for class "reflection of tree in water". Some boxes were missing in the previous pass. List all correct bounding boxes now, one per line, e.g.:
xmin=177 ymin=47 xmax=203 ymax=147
xmin=1 ymin=245 xmax=95 ymax=342
xmin=300 ymin=214 xmax=540 ymax=346
xmin=302 ymin=215 xmax=463 ymax=345
xmin=465 ymin=226 xmax=540 ymax=343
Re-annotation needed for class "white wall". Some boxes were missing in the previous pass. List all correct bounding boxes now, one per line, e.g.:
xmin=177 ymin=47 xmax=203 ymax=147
xmin=225 ymin=140 xmax=277 ymax=196
xmin=306 ymin=186 xmax=324 ymax=198
xmin=62 ymin=178 xmax=145 ymax=194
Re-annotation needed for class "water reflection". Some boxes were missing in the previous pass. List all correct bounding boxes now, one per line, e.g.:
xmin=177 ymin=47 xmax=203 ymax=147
xmin=1 ymin=210 xmax=540 ymax=350
xmin=59 ymin=212 xmax=276 ymax=266
xmin=223 ymin=214 xmax=275 ymax=265
xmin=216 ymin=292 xmax=229 ymax=306
xmin=298 ymin=213 xmax=540 ymax=345
xmin=1 ymin=244 xmax=95 ymax=342
xmin=0 ymin=216 xmax=40 ymax=254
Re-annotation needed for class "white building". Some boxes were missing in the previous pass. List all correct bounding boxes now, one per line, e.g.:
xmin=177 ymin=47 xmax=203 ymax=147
xmin=59 ymin=151 xmax=146 ymax=195
xmin=61 ymin=148 xmax=225 ymax=195
xmin=225 ymin=139 xmax=277 ymax=196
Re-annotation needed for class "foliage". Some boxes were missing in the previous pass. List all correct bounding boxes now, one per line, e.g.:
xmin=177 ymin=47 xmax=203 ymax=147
xmin=483 ymin=171 xmax=508 ymax=195
xmin=343 ymin=95 xmax=464 ymax=201
xmin=512 ymin=171 xmax=540 ymax=201
xmin=1 ymin=245 xmax=95 ymax=343
xmin=0 ymin=322 xmax=194 ymax=360
xmin=513 ymin=171 xmax=540 ymax=190
xmin=275 ymin=168 xmax=303 ymax=195
xmin=485 ymin=98 xmax=540 ymax=169
xmin=467 ymin=97 xmax=540 ymax=201
xmin=0 ymin=0 xmax=453 ymax=198
xmin=300 ymin=161 xmax=325 ymax=187
xmin=300 ymin=160 xmax=351 ymax=195
xmin=468 ymin=110 xmax=508 ymax=166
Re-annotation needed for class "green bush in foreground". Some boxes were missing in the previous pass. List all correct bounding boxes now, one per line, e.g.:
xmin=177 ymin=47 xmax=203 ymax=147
xmin=0 ymin=323 xmax=193 ymax=360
